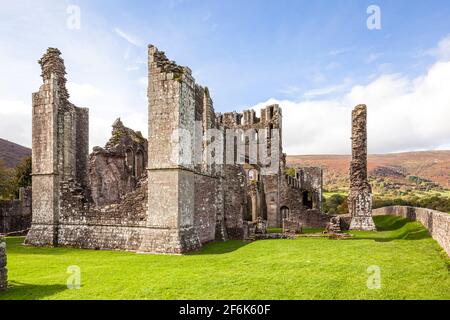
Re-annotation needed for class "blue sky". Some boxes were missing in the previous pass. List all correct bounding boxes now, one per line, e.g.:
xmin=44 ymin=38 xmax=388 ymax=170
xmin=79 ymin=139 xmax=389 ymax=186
xmin=1 ymin=0 xmax=450 ymax=154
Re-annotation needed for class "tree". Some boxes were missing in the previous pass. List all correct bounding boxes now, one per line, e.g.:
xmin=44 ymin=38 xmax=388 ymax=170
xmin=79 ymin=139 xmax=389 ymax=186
xmin=0 ymin=160 xmax=14 ymax=199
xmin=15 ymin=157 xmax=32 ymax=192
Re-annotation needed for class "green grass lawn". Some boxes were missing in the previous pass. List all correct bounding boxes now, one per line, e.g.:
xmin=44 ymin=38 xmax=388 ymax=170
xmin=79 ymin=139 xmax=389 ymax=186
xmin=1 ymin=216 xmax=449 ymax=300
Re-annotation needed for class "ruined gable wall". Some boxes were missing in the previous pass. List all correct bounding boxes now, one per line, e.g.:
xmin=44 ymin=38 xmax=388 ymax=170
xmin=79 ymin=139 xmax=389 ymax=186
xmin=217 ymin=105 xmax=283 ymax=228
xmin=89 ymin=119 xmax=148 ymax=207
xmin=280 ymin=168 xmax=329 ymax=228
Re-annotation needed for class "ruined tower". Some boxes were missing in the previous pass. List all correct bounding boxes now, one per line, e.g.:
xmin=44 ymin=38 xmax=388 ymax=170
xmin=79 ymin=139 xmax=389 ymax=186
xmin=142 ymin=45 xmax=204 ymax=253
xmin=26 ymin=48 xmax=89 ymax=246
xmin=348 ymin=105 xmax=376 ymax=231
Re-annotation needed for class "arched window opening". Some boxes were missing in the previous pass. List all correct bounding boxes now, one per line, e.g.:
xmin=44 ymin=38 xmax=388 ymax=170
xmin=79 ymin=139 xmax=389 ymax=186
xmin=126 ymin=148 xmax=135 ymax=175
xmin=303 ymin=191 xmax=313 ymax=209
xmin=135 ymin=150 xmax=145 ymax=177
xmin=281 ymin=206 xmax=290 ymax=220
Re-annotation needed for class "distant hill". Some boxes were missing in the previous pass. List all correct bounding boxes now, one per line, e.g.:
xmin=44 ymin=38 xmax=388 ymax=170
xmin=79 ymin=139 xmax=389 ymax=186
xmin=287 ymin=151 xmax=450 ymax=192
xmin=0 ymin=138 xmax=31 ymax=168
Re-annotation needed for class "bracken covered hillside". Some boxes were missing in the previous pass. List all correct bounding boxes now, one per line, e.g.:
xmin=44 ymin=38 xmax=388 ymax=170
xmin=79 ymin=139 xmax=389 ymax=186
xmin=0 ymin=138 xmax=31 ymax=168
xmin=287 ymin=151 xmax=450 ymax=192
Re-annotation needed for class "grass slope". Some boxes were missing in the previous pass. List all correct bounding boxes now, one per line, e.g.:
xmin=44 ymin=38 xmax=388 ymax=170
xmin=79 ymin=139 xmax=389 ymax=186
xmin=1 ymin=216 xmax=449 ymax=300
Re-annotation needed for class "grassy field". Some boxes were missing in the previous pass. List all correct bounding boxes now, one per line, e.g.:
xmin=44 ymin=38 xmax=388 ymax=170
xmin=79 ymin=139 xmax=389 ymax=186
xmin=1 ymin=216 xmax=449 ymax=300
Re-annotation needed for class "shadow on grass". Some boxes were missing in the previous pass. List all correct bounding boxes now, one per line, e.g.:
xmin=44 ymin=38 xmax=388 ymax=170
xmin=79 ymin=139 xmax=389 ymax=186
xmin=6 ymin=237 xmax=78 ymax=256
xmin=189 ymin=240 xmax=250 ymax=256
xmin=0 ymin=281 xmax=68 ymax=300
xmin=348 ymin=216 xmax=432 ymax=242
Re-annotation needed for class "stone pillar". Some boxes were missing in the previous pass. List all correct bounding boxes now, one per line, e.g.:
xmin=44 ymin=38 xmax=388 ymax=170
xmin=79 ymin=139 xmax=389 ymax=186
xmin=26 ymin=48 xmax=90 ymax=247
xmin=0 ymin=236 xmax=7 ymax=291
xmin=26 ymin=49 xmax=65 ymax=246
xmin=250 ymin=188 xmax=258 ymax=222
xmin=141 ymin=45 xmax=201 ymax=254
xmin=349 ymin=105 xmax=376 ymax=231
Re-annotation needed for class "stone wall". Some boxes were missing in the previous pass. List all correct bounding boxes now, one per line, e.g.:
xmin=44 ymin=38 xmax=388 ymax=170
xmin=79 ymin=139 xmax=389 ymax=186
xmin=222 ymin=165 xmax=247 ymax=239
xmin=373 ymin=206 xmax=450 ymax=256
xmin=0 ymin=236 xmax=6 ymax=291
xmin=0 ymin=188 xmax=32 ymax=234
xmin=0 ymin=187 xmax=32 ymax=235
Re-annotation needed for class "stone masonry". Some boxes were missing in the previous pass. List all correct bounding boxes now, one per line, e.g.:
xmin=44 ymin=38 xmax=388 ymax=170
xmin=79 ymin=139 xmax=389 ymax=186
xmin=348 ymin=105 xmax=376 ymax=231
xmin=25 ymin=45 xmax=330 ymax=254
xmin=0 ymin=187 xmax=32 ymax=235
xmin=0 ymin=236 xmax=6 ymax=291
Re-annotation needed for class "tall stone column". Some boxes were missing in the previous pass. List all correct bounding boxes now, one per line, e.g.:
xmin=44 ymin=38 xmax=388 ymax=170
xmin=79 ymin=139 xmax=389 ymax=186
xmin=349 ymin=105 xmax=376 ymax=231
xmin=25 ymin=48 xmax=89 ymax=247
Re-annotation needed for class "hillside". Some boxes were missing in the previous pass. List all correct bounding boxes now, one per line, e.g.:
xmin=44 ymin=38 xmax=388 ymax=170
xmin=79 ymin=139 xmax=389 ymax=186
xmin=0 ymin=138 xmax=31 ymax=168
xmin=287 ymin=151 xmax=450 ymax=193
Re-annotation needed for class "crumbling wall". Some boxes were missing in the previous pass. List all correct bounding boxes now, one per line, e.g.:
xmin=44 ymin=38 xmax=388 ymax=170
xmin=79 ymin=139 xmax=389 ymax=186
xmin=0 ymin=187 xmax=32 ymax=235
xmin=27 ymin=48 xmax=89 ymax=247
xmin=0 ymin=236 xmax=6 ymax=291
xmin=56 ymin=178 xmax=148 ymax=251
xmin=348 ymin=105 xmax=376 ymax=231
xmin=217 ymin=105 xmax=283 ymax=228
xmin=89 ymin=118 xmax=148 ymax=206
xmin=280 ymin=167 xmax=328 ymax=228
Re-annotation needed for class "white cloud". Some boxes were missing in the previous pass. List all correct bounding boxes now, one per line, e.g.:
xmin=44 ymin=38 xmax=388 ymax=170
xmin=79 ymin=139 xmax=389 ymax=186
xmin=365 ymin=53 xmax=382 ymax=64
xmin=252 ymin=55 xmax=450 ymax=155
xmin=303 ymin=84 xmax=347 ymax=98
xmin=67 ymin=82 xmax=101 ymax=103
xmin=0 ymin=100 xmax=31 ymax=147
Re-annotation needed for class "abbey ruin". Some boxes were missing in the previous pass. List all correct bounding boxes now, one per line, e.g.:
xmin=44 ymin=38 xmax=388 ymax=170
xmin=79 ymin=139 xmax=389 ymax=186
xmin=22 ymin=45 xmax=378 ymax=254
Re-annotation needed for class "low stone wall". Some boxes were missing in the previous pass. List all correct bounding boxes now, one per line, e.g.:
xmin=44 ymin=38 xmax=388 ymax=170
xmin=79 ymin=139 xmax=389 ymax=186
xmin=373 ymin=206 xmax=450 ymax=256
xmin=0 ymin=236 xmax=7 ymax=291
xmin=0 ymin=187 xmax=32 ymax=235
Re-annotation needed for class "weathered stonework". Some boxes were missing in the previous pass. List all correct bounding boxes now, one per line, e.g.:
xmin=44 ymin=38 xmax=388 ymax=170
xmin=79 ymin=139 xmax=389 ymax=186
xmin=0 ymin=236 xmax=6 ymax=291
xmin=25 ymin=45 xmax=329 ymax=254
xmin=26 ymin=48 xmax=89 ymax=247
xmin=89 ymin=118 xmax=148 ymax=206
xmin=348 ymin=105 xmax=376 ymax=231
xmin=0 ymin=187 xmax=32 ymax=235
